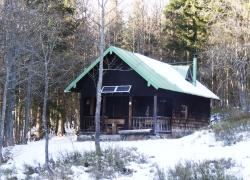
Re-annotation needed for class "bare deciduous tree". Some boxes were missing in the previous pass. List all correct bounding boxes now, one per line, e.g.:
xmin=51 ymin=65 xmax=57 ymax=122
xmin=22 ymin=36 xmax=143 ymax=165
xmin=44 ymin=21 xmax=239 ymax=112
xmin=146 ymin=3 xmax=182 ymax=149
xmin=94 ymin=0 xmax=108 ymax=156
xmin=203 ymin=0 xmax=250 ymax=111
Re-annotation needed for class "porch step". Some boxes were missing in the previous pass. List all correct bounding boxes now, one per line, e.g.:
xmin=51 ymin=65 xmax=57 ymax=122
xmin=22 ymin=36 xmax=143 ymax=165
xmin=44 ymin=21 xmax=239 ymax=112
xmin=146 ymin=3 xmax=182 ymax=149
xmin=118 ymin=129 xmax=152 ymax=135
xmin=118 ymin=129 xmax=152 ymax=140
xmin=77 ymin=134 xmax=122 ymax=141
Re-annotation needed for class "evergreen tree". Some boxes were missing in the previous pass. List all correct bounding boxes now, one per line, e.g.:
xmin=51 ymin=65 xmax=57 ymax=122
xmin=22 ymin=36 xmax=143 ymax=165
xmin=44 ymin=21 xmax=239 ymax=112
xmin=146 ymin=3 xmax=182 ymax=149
xmin=164 ymin=0 xmax=210 ymax=61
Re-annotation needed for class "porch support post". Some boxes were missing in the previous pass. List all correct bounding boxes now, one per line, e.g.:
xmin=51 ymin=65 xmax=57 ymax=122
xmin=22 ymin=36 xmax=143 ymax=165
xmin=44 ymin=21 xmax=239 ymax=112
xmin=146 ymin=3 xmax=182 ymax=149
xmin=128 ymin=96 xmax=132 ymax=129
xmin=101 ymin=96 xmax=106 ymax=132
xmin=153 ymin=95 xmax=158 ymax=134
xmin=79 ymin=92 xmax=84 ymax=134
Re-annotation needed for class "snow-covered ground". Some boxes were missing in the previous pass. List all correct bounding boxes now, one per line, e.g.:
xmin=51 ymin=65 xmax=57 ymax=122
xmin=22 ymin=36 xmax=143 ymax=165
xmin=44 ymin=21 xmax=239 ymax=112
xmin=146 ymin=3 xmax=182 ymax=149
xmin=3 ymin=130 xmax=250 ymax=179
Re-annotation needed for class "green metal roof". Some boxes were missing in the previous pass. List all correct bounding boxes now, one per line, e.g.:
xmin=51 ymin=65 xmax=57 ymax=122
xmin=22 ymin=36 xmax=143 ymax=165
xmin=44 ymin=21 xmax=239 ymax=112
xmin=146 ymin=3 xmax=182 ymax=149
xmin=64 ymin=46 xmax=219 ymax=100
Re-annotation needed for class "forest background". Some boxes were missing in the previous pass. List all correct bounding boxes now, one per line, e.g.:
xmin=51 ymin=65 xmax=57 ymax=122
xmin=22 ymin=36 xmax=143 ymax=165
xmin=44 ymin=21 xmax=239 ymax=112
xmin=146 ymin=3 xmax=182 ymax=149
xmin=0 ymin=0 xmax=249 ymax=146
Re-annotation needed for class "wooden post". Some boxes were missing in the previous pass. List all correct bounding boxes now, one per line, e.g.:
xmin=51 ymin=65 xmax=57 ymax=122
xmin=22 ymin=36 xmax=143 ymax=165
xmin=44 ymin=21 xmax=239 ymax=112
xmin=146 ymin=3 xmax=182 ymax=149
xmin=102 ymin=96 xmax=106 ymax=132
xmin=102 ymin=96 xmax=106 ymax=116
xmin=153 ymin=95 xmax=158 ymax=134
xmin=79 ymin=93 xmax=84 ymax=133
xmin=128 ymin=96 xmax=132 ymax=129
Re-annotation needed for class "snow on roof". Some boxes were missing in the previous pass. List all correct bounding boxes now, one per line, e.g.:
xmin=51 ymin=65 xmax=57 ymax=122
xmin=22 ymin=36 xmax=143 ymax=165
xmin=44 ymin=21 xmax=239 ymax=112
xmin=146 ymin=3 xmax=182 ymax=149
xmin=134 ymin=53 xmax=219 ymax=100
xmin=65 ymin=46 xmax=219 ymax=100
xmin=172 ymin=65 xmax=190 ymax=78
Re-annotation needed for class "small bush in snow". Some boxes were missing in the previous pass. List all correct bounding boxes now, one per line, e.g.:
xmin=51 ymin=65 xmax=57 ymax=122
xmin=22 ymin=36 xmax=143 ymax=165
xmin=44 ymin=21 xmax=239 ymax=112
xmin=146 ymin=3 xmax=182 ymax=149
xmin=213 ymin=113 xmax=250 ymax=145
xmin=0 ymin=166 xmax=17 ymax=179
xmin=22 ymin=147 xmax=146 ymax=179
xmin=23 ymin=163 xmax=48 ymax=179
xmin=154 ymin=159 xmax=238 ymax=180
xmin=57 ymin=151 xmax=83 ymax=166
xmin=2 ymin=148 xmax=13 ymax=163
xmin=84 ymin=147 xmax=144 ymax=179
xmin=155 ymin=165 xmax=167 ymax=180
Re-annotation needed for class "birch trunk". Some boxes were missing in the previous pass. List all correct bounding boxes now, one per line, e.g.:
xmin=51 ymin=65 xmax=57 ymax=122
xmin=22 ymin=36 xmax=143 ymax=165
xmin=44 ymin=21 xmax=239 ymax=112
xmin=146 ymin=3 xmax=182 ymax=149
xmin=42 ymin=59 xmax=52 ymax=174
xmin=95 ymin=0 xmax=106 ymax=155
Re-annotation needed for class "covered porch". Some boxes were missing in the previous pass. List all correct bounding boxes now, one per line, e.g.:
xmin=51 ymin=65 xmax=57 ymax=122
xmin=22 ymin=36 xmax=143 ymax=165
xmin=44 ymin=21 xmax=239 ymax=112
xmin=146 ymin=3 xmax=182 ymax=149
xmin=80 ymin=95 xmax=172 ymax=134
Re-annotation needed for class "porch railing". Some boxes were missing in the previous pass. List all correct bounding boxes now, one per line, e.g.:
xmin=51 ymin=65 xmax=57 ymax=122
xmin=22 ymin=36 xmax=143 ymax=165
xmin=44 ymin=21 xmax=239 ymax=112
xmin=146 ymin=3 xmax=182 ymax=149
xmin=83 ymin=116 xmax=171 ymax=133
xmin=83 ymin=116 xmax=95 ymax=132
xmin=132 ymin=116 xmax=171 ymax=133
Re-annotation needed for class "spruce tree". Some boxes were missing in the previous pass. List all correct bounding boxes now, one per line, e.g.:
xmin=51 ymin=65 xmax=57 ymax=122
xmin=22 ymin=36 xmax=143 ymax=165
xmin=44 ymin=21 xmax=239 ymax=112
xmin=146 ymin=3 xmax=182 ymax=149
xmin=164 ymin=0 xmax=210 ymax=61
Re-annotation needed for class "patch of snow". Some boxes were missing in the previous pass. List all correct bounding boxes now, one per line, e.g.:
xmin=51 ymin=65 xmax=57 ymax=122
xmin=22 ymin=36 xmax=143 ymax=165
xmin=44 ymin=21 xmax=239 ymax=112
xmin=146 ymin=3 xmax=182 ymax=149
xmin=3 ymin=130 xmax=250 ymax=179
xmin=118 ymin=162 xmax=155 ymax=180
xmin=71 ymin=166 xmax=91 ymax=180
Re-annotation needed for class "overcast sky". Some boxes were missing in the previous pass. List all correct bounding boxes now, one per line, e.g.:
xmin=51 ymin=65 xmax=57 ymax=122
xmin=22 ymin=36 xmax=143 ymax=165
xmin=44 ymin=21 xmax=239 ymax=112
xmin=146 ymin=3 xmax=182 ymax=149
xmin=84 ymin=0 xmax=169 ymax=21
xmin=122 ymin=0 xmax=169 ymax=19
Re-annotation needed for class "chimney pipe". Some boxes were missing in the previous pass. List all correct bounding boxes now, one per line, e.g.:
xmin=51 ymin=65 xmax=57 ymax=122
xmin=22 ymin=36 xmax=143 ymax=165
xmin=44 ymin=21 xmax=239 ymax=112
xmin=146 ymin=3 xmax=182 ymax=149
xmin=192 ymin=55 xmax=197 ymax=86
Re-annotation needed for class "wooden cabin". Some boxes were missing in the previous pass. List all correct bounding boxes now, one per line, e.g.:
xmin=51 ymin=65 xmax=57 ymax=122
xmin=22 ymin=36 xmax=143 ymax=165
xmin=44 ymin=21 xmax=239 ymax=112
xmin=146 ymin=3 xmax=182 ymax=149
xmin=65 ymin=46 xmax=219 ymax=136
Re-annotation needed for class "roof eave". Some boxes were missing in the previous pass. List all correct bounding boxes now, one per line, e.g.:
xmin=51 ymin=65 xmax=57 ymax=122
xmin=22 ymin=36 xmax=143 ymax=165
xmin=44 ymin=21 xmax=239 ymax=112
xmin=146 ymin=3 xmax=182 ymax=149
xmin=64 ymin=46 xmax=115 ymax=93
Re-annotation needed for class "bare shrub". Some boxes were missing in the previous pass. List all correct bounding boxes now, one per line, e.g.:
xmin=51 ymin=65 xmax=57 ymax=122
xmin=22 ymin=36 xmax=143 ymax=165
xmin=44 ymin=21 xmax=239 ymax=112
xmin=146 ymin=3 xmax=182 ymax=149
xmin=21 ymin=147 xmax=146 ymax=179
xmin=154 ymin=159 xmax=238 ymax=180
xmin=213 ymin=112 xmax=250 ymax=145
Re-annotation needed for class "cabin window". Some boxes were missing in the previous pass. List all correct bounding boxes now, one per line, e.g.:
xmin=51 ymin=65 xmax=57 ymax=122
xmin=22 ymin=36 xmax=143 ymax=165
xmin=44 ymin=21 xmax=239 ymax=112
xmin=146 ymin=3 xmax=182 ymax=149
xmin=180 ymin=105 xmax=188 ymax=119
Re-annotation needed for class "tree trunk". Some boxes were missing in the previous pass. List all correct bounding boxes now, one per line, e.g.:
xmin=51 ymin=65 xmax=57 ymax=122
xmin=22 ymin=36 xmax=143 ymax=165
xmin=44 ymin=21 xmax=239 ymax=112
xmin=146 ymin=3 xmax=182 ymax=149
xmin=35 ymin=106 xmax=42 ymax=140
xmin=238 ymin=68 xmax=249 ymax=112
xmin=5 ymin=77 xmax=15 ymax=146
xmin=14 ymin=88 xmax=22 ymax=145
xmin=0 ymin=67 xmax=10 ymax=163
xmin=22 ymin=64 xmax=32 ymax=144
xmin=57 ymin=97 xmax=65 ymax=136
xmin=95 ymin=0 xmax=106 ymax=155
xmin=56 ymin=113 xmax=64 ymax=136
xmin=42 ymin=59 xmax=52 ymax=174
xmin=2 ymin=0 xmax=18 ymax=147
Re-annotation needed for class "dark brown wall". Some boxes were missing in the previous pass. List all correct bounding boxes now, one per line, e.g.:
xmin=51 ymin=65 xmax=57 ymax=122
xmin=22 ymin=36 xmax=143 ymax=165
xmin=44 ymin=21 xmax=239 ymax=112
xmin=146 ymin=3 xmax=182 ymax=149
xmin=171 ymin=93 xmax=210 ymax=135
xmin=78 ymin=62 xmax=154 ymax=97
